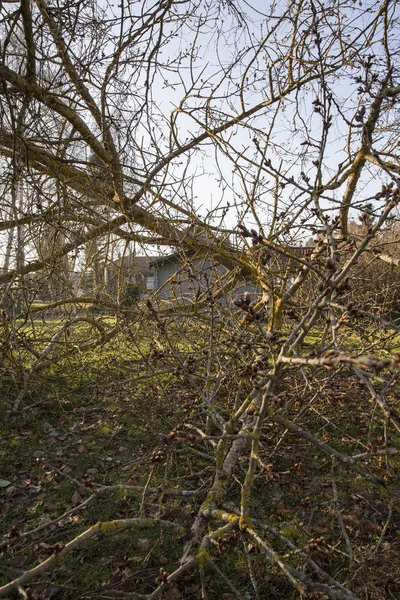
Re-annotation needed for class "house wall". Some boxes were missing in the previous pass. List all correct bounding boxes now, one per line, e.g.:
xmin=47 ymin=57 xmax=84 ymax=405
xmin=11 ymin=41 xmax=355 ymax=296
xmin=151 ymin=246 xmax=314 ymax=307
xmin=153 ymin=256 xmax=259 ymax=303
xmin=154 ymin=256 xmax=216 ymax=300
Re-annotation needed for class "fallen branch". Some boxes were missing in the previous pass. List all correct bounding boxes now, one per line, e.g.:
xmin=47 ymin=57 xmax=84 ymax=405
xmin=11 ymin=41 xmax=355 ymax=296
xmin=273 ymin=415 xmax=388 ymax=489
xmin=0 ymin=518 xmax=185 ymax=598
xmin=352 ymin=366 xmax=400 ymax=433
xmin=280 ymin=352 xmax=400 ymax=374
xmin=247 ymin=527 xmax=358 ymax=600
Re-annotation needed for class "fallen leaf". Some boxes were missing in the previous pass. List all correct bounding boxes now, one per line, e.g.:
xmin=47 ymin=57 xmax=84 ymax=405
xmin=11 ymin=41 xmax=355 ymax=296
xmin=32 ymin=451 xmax=46 ymax=459
xmin=165 ymin=587 xmax=181 ymax=600
xmin=86 ymin=468 xmax=98 ymax=475
xmin=42 ymin=585 xmax=63 ymax=599
xmin=107 ymin=573 xmax=122 ymax=586
xmin=186 ymin=584 xmax=201 ymax=594
xmin=77 ymin=444 xmax=87 ymax=454
xmin=0 ymin=478 xmax=11 ymax=487
xmin=71 ymin=491 xmax=82 ymax=505
xmin=137 ymin=538 xmax=151 ymax=551
xmin=7 ymin=555 xmax=27 ymax=568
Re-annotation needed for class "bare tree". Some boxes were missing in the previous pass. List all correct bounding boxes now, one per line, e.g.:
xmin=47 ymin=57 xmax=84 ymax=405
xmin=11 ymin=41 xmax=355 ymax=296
xmin=1 ymin=0 xmax=400 ymax=598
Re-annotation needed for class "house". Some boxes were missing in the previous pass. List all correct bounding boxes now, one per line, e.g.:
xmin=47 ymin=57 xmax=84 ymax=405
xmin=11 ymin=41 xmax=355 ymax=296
xmin=149 ymin=251 xmax=229 ymax=301
xmin=149 ymin=245 xmax=313 ymax=302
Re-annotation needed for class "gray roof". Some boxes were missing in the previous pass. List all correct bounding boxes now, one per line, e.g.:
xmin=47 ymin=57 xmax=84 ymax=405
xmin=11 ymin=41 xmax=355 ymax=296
xmin=149 ymin=246 xmax=312 ymax=269
xmin=149 ymin=250 xmax=196 ymax=269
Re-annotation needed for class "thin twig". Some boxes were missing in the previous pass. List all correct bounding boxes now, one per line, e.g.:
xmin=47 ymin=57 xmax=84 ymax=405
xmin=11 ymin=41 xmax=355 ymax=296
xmin=331 ymin=459 xmax=353 ymax=567
xmin=369 ymin=502 xmax=393 ymax=561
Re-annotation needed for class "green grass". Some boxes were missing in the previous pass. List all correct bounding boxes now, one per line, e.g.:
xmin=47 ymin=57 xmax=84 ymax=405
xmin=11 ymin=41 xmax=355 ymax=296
xmin=1 ymin=318 xmax=400 ymax=599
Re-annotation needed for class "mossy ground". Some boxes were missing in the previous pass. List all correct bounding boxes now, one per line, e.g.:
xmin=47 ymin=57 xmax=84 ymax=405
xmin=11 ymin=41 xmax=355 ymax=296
xmin=1 ymin=324 xmax=400 ymax=599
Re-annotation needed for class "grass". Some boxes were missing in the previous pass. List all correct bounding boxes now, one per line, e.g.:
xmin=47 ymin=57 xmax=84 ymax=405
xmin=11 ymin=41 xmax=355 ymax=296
xmin=1 ymin=318 xmax=400 ymax=599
